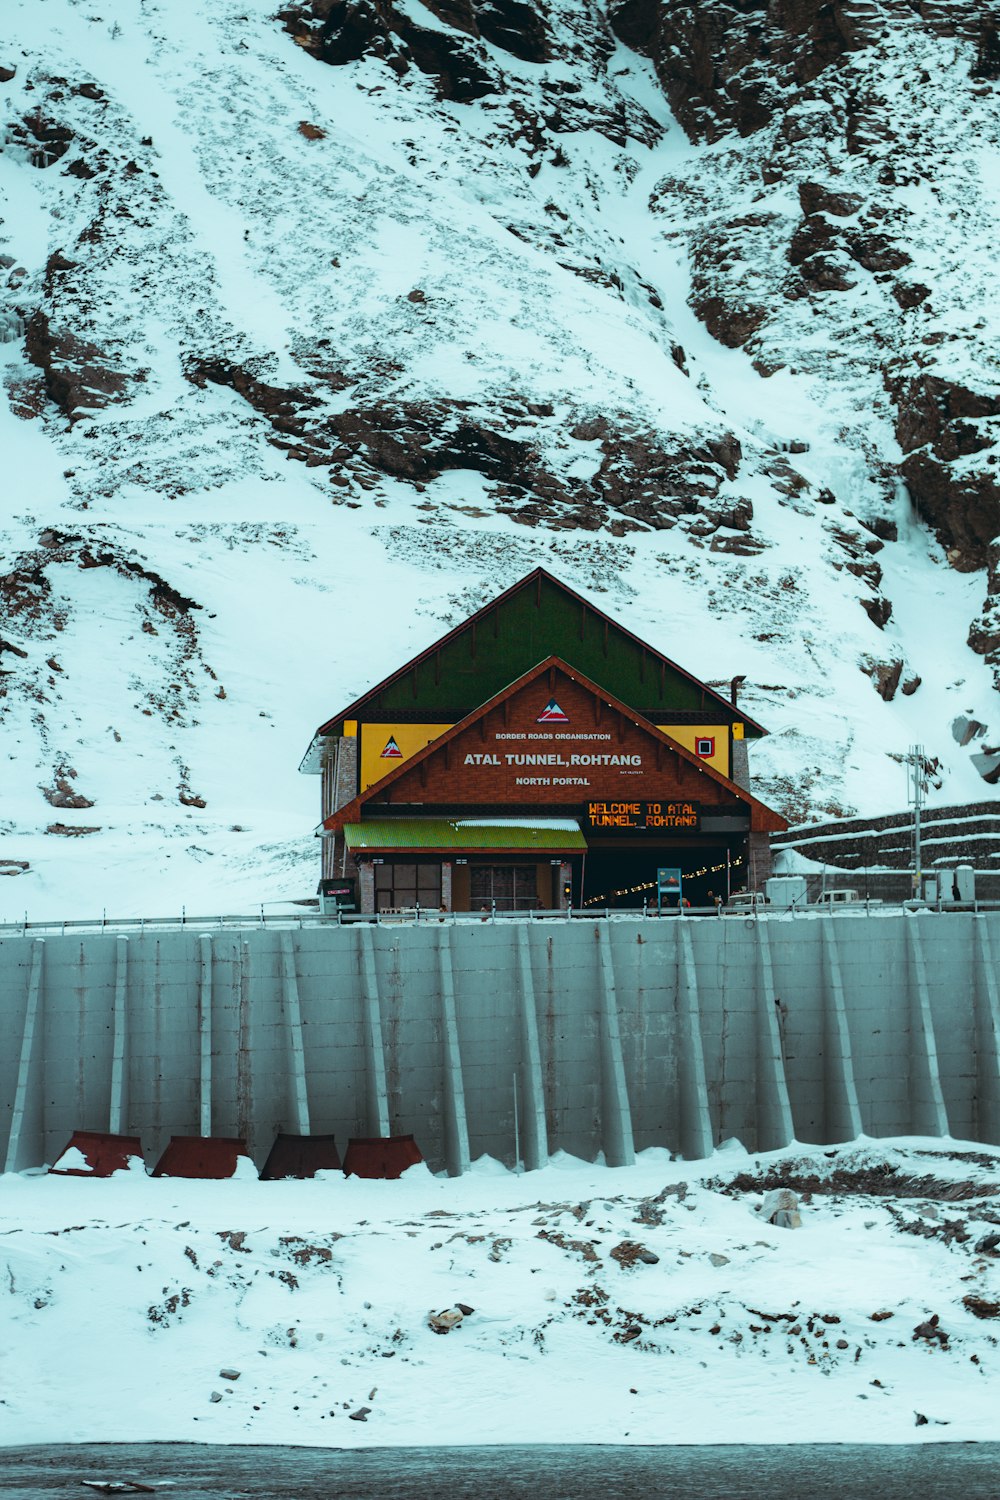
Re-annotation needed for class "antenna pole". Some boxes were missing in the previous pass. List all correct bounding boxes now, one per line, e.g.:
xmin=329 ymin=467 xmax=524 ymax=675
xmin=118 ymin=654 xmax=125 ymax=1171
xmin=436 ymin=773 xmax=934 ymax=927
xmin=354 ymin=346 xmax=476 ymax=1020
xmin=907 ymin=744 xmax=924 ymax=897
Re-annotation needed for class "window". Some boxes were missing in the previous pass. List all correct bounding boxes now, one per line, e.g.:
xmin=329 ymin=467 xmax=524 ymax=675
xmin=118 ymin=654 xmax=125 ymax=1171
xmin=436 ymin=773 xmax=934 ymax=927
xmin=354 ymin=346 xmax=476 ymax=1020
xmin=470 ymin=864 xmax=538 ymax=911
xmin=374 ymin=861 xmax=442 ymax=911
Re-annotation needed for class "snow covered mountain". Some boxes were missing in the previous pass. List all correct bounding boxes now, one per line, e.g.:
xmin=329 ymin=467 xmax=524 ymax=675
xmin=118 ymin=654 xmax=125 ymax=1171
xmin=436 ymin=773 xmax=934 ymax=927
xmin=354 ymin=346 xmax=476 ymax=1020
xmin=2 ymin=0 xmax=999 ymax=917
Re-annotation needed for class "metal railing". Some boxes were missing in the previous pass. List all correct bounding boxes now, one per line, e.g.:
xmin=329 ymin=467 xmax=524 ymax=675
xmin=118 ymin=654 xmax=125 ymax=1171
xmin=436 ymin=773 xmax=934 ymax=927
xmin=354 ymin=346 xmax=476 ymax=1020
xmin=1 ymin=897 xmax=998 ymax=938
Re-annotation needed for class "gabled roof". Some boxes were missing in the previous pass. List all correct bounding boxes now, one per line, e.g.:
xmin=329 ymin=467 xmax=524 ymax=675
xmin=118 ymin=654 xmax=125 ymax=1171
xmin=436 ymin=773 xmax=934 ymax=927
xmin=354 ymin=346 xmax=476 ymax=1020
xmin=301 ymin=567 xmax=766 ymax=770
xmin=325 ymin=656 xmax=787 ymax=835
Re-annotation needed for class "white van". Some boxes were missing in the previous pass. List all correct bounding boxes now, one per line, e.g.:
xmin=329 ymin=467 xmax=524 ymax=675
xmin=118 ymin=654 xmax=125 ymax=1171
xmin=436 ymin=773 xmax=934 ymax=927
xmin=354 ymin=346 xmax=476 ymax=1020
xmin=814 ymin=889 xmax=881 ymax=907
xmin=725 ymin=891 xmax=769 ymax=912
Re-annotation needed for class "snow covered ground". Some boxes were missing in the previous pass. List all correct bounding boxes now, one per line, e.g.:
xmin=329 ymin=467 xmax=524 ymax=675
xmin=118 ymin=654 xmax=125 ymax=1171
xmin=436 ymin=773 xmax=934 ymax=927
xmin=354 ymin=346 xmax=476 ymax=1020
xmin=1 ymin=1138 xmax=998 ymax=1448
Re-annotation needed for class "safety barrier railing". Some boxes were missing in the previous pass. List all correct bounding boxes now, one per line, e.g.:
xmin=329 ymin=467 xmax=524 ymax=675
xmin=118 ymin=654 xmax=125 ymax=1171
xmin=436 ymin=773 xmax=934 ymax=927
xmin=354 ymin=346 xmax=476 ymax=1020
xmin=0 ymin=897 xmax=997 ymax=937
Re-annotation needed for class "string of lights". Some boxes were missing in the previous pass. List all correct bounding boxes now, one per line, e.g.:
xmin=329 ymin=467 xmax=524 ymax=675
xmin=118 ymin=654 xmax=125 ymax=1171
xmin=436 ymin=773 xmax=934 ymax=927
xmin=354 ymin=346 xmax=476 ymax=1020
xmin=583 ymin=856 xmax=745 ymax=907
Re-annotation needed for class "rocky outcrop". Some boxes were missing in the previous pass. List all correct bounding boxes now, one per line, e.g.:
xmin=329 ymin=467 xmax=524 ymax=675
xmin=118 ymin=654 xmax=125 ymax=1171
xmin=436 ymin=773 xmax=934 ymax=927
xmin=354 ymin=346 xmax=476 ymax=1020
xmin=0 ymin=531 xmax=215 ymax=747
xmin=6 ymin=110 xmax=73 ymax=167
xmin=25 ymin=309 xmax=132 ymax=422
xmin=1 ymin=533 xmax=203 ymax=662
xmin=187 ymin=357 xmax=750 ymax=539
xmin=644 ymin=0 xmax=1000 ymax=697
xmin=798 ymin=181 xmax=864 ymax=218
xmin=187 ymin=358 xmax=536 ymax=485
xmin=609 ymin=0 xmax=862 ymax=141
xmin=40 ymin=765 xmax=95 ymax=810
xmin=971 ymin=15 xmax=1000 ymax=78
xmin=276 ymin=0 xmax=652 ymax=141
xmin=693 ymin=293 xmax=770 ymax=348
xmin=475 ymin=0 xmax=551 ymax=62
xmin=283 ymin=0 xmax=552 ymax=72
xmin=280 ymin=0 xmax=507 ymax=102
xmin=788 ymin=207 xmax=909 ymax=285
xmin=614 ymin=0 xmax=984 ymax=143
xmin=861 ymin=656 xmax=903 ymax=701
xmin=890 ymin=374 xmax=1000 ymax=571
xmin=968 ymin=538 xmax=1000 ymax=684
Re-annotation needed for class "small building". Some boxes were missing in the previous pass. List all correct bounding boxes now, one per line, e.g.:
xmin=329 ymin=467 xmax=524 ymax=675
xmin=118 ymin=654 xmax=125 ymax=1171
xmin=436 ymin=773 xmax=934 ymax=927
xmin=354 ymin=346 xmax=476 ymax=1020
xmin=300 ymin=569 xmax=787 ymax=912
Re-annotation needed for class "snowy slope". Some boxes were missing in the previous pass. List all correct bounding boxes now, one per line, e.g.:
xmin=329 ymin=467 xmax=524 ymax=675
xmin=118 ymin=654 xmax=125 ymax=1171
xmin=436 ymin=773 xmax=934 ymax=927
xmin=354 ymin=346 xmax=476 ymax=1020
xmin=0 ymin=1141 xmax=998 ymax=1447
xmin=1 ymin=0 xmax=998 ymax=917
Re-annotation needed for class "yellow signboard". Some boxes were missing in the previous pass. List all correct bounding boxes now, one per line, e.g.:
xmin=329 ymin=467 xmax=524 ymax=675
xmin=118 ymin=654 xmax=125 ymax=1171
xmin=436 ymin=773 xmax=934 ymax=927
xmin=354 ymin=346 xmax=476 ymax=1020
xmin=360 ymin=723 xmax=452 ymax=790
xmin=657 ymin=724 xmax=730 ymax=778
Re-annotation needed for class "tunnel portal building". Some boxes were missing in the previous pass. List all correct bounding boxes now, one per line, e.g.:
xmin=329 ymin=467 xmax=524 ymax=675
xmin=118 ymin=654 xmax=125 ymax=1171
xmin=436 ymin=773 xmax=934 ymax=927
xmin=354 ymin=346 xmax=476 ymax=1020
xmin=300 ymin=569 xmax=787 ymax=912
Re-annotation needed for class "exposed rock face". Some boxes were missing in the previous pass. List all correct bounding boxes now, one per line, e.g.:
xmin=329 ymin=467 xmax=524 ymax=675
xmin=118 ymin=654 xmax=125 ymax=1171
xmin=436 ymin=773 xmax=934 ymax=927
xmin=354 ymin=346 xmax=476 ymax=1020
xmin=865 ymin=658 xmax=903 ymax=701
xmin=890 ymin=374 xmax=1000 ymax=572
xmin=609 ymin=0 xmax=862 ymax=142
xmin=476 ymin=0 xmax=551 ymax=62
xmin=1 ymin=531 xmax=202 ymax=624
xmin=798 ymin=181 xmax=864 ymax=218
xmin=972 ymin=15 xmax=1000 ymax=78
xmin=25 ymin=309 xmax=132 ymax=421
xmin=968 ymin=538 xmax=1000 ymax=684
xmin=0 ymin=531 xmax=210 ymax=739
xmin=279 ymin=0 xmax=640 ymax=126
xmin=693 ymin=294 xmax=769 ymax=349
xmin=6 ymin=110 xmax=74 ymax=167
xmin=641 ymin=0 xmax=1000 ymax=700
xmin=280 ymin=0 xmax=505 ymax=102
xmin=186 ymin=357 xmax=749 ymax=539
xmin=283 ymin=0 xmax=552 ymax=72
xmin=861 ymin=595 xmax=892 ymax=629
xmin=41 ymin=764 xmax=95 ymax=810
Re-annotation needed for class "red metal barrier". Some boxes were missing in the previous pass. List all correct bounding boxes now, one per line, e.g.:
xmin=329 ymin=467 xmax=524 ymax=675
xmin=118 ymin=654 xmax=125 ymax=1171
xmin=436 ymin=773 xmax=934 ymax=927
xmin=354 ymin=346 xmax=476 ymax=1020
xmin=342 ymin=1134 xmax=423 ymax=1179
xmin=49 ymin=1131 xmax=145 ymax=1177
xmin=260 ymin=1133 xmax=342 ymax=1180
xmin=151 ymin=1136 xmax=255 ymax=1179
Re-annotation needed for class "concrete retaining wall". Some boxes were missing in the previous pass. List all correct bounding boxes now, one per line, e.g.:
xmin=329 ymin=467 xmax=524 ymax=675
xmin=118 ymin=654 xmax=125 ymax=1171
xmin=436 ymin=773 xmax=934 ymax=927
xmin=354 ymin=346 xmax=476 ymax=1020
xmin=1 ymin=912 xmax=998 ymax=1174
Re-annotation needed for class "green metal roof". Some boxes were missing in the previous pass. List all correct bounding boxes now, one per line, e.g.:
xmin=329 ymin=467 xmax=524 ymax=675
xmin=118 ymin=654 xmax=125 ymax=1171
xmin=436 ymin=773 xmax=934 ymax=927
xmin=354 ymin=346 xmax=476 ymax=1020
xmin=343 ymin=818 xmax=587 ymax=852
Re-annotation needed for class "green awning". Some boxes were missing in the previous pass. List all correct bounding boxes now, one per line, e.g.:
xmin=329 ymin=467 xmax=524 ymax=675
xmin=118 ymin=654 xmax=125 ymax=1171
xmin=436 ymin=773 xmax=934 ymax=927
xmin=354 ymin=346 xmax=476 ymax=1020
xmin=342 ymin=818 xmax=587 ymax=853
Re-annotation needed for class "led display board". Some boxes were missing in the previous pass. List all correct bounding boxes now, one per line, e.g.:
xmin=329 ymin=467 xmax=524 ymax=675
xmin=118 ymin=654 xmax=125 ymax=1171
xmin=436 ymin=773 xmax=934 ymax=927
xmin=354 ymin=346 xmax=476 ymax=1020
xmin=584 ymin=800 xmax=701 ymax=834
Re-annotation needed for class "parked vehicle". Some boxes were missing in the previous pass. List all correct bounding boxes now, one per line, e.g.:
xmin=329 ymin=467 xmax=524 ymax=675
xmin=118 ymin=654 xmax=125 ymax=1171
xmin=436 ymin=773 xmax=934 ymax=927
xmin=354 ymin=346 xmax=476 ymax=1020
xmin=814 ymin=888 xmax=881 ymax=907
xmin=724 ymin=891 xmax=769 ymax=912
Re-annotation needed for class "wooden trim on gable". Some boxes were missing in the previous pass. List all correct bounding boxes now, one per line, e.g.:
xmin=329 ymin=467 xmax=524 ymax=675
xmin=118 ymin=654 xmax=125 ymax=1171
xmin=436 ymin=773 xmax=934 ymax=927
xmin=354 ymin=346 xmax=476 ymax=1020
xmin=322 ymin=655 xmax=787 ymax=837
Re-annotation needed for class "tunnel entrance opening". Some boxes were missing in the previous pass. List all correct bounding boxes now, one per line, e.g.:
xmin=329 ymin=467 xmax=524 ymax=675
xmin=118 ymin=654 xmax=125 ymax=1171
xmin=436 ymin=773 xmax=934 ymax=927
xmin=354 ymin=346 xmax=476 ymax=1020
xmin=580 ymin=840 xmax=747 ymax=910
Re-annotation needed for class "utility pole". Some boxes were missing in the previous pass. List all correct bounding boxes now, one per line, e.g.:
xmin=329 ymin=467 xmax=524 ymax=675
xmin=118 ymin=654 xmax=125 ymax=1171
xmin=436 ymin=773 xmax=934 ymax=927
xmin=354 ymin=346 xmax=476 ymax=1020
xmin=906 ymin=744 xmax=926 ymax=897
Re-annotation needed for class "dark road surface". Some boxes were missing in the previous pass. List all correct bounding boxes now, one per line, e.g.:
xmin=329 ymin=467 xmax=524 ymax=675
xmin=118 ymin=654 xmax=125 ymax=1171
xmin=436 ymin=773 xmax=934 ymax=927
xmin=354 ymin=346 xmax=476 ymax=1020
xmin=1 ymin=1443 xmax=999 ymax=1500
